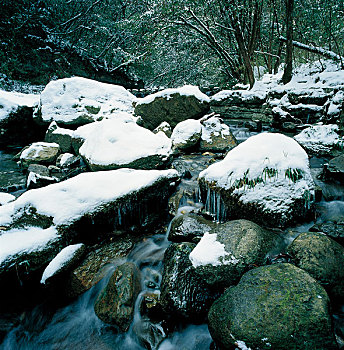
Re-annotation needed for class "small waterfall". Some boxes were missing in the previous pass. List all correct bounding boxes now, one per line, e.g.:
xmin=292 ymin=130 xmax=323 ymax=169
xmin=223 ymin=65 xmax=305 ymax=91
xmin=204 ymin=187 xmax=227 ymax=222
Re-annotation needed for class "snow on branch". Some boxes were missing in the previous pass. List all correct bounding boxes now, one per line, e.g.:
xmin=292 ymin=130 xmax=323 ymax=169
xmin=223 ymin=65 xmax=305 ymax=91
xmin=279 ymin=36 xmax=344 ymax=63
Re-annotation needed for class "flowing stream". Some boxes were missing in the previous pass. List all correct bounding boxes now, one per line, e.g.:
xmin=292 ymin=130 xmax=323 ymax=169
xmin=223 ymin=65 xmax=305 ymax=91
xmin=1 ymin=125 xmax=344 ymax=349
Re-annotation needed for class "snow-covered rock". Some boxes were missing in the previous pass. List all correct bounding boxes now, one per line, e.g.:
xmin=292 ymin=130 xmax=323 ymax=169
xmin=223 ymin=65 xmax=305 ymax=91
xmin=189 ymin=220 xmax=278 ymax=287
xmin=0 ymin=192 xmax=15 ymax=206
xmin=0 ymin=169 xmax=178 ymax=282
xmin=34 ymin=77 xmax=137 ymax=126
xmin=199 ymin=115 xmax=237 ymax=152
xmin=210 ymin=60 xmax=344 ymax=125
xmin=0 ymin=90 xmax=39 ymax=122
xmin=153 ymin=121 xmax=172 ymax=138
xmin=199 ymin=133 xmax=315 ymax=228
xmin=0 ymin=226 xmax=62 ymax=278
xmin=20 ymin=142 xmax=60 ymax=168
xmin=0 ymin=90 xmax=43 ymax=146
xmin=45 ymin=121 xmax=74 ymax=153
xmin=171 ymin=119 xmax=202 ymax=150
xmin=56 ymin=153 xmax=77 ymax=168
xmin=0 ymin=168 xmax=179 ymax=229
xmin=135 ymin=85 xmax=210 ymax=130
xmin=26 ymin=171 xmax=57 ymax=190
xmin=41 ymin=243 xmax=85 ymax=284
xmin=211 ymin=89 xmax=267 ymax=106
xmin=294 ymin=124 xmax=343 ymax=155
xmin=74 ymin=118 xmax=172 ymax=170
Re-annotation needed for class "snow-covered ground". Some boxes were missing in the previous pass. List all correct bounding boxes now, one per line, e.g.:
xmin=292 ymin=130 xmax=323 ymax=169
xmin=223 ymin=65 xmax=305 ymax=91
xmin=212 ymin=60 xmax=344 ymax=120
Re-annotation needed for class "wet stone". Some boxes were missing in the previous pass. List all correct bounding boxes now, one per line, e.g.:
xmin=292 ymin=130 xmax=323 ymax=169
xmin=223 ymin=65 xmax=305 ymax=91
xmin=94 ymin=262 xmax=141 ymax=332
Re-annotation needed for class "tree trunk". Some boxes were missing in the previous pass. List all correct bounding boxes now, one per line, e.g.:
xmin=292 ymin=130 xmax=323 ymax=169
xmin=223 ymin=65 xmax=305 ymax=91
xmin=282 ymin=0 xmax=294 ymax=84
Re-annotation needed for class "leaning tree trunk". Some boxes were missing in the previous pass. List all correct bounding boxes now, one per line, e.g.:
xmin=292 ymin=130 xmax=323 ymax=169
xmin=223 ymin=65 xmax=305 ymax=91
xmin=282 ymin=0 xmax=294 ymax=84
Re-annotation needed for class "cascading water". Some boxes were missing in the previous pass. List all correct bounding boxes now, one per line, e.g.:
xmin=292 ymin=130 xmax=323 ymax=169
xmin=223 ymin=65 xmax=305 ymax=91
xmin=1 ymin=128 xmax=344 ymax=349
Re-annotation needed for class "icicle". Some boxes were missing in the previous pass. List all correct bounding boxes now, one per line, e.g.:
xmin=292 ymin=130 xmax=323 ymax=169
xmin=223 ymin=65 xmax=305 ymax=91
xmin=205 ymin=187 xmax=211 ymax=213
xmin=212 ymin=190 xmax=216 ymax=217
xmin=118 ymin=207 xmax=122 ymax=226
xmin=216 ymin=192 xmax=221 ymax=222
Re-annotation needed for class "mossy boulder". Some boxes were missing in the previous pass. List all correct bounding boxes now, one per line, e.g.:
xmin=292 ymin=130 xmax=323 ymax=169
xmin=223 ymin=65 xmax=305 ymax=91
xmin=190 ymin=219 xmax=279 ymax=288
xmin=64 ymin=237 xmax=135 ymax=298
xmin=135 ymin=86 xmax=210 ymax=130
xmin=288 ymin=231 xmax=344 ymax=300
xmin=208 ymin=263 xmax=337 ymax=350
xmin=94 ymin=262 xmax=141 ymax=332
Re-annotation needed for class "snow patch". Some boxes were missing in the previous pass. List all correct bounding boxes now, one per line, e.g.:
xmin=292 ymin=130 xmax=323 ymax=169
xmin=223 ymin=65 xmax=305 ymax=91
xmin=189 ymin=232 xmax=239 ymax=267
xmin=201 ymin=116 xmax=230 ymax=143
xmin=294 ymin=124 xmax=342 ymax=153
xmin=59 ymin=153 xmax=75 ymax=167
xmin=41 ymin=243 xmax=83 ymax=284
xmin=0 ymin=226 xmax=59 ymax=268
xmin=136 ymin=85 xmax=210 ymax=105
xmin=171 ymin=119 xmax=201 ymax=146
xmin=0 ymin=192 xmax=15 ymax=205
xmin=0 ymin=90 xmax=39 ymax=121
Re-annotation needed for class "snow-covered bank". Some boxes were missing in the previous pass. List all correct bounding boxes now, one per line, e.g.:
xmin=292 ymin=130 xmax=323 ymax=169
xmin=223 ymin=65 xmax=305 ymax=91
xmin=210 ymin=60 xmax=344 ymax=125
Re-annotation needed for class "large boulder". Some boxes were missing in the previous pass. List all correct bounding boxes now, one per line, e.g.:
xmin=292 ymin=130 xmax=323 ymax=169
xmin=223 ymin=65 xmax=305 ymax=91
xmin=294 ymin=124 xmax=342 ymax=156
xmin=34 ymin=77 xmax=136 ymax=127
xmin=19 ymin=142 xmax=60 ymax=168
xmin=288 ymin=231 xmax=344 ymax=299
xmin=45 ymin=121 xmax=74 ymax=153
xmin=189 ymin=220 xmax=279 ymax=287
xmin=74 ymin=118 xmax=172 ymax=171
xmin=199 ymin=133 xmax=315 ymax=228
xmin=94 ymin=262 xmax=141 ymax=332
xmin=134 ymin=85 xmax=210 ymax=130
xmin=199 ymin=115 xmax=237 ymax=152
xmin=171 ymin=119 xmax=202 ymax=151
xmin=208 ymin=263 xmax=337 ymax=350
xmin=0 ymin=169 xmax=178 ymax=284
xmin=160 ymin=242 xmax=219 ymax=322
xmin=0 ymin=90 xmax=44 ymax=147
